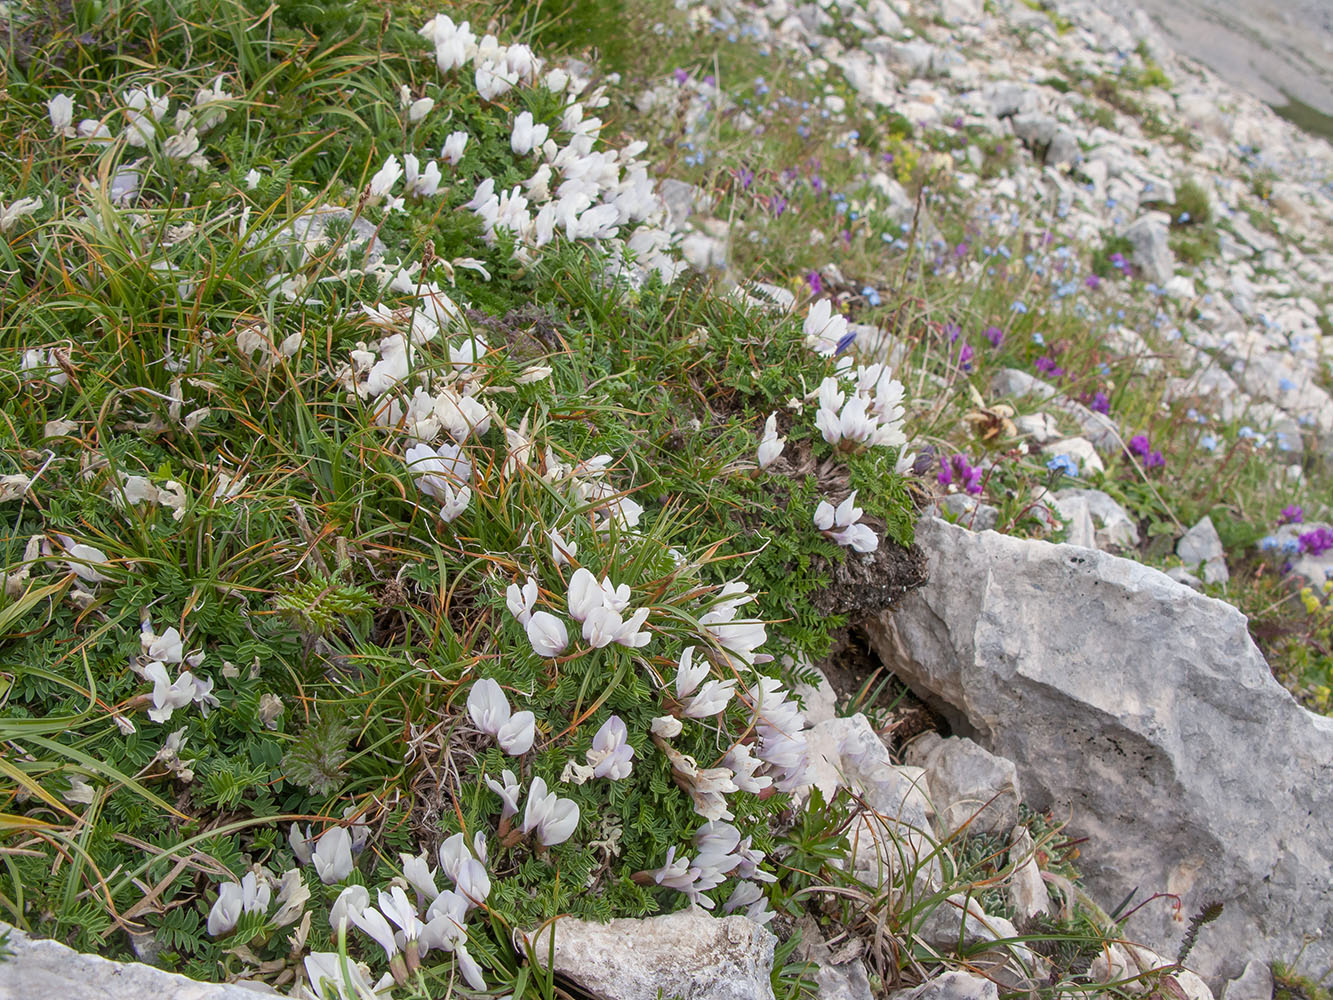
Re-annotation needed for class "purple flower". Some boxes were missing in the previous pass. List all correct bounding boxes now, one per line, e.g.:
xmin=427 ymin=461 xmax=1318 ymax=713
xmin=1298 ymin=528 xmax=1333 ymax=556
xmin=1279 ymin=505 xmax=1304 ymax=525
xmin=957 ymin=343 xmax=974 ymax=370
xmin=1127 ymin=434 xmax=1151 ymax=459
xmin=1144 ymin=450 xmax=1165 ymax=470
xmin=983 ymin=325 xmax=1004 ymax=348
xmin=938 ymin=454 xmax=983 ymax=496
xmin=767 ymin=195 xmax=787 ymax=218
xmin=953 ymin=242 xmax=969 ymax=259
xmin=1034 ymin=356 xmax=1065 ymax=378
xmin=1085 ymin=274 xmax=1101 ymax=290
xmin=944 ymin=323 xmax=962 ymax=343
xmin=673 ymin=68 xmax=688 ymax=84
xmin=736 ymin=167 xmax=754 ymax=189
xmin=805 ymin=271 xmax=822 ymax=295
xmin=1088 ymin=391 xmax=1110 ymax=415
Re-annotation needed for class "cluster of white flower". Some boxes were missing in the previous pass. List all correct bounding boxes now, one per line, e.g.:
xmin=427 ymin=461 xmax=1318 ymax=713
xmin=505 ymin=565 xmax=652 ymax=659
xmin=132 ymin=622 xmax=217 ymax=724
xmin=43 ymin=78 xmax=233 ymax=205
xmin=268 ymin=817 xmax=498 ymax=991
xmin=814 ymin=490 xmax=878 ymax=553
xmin=649 ymin=820 xmax=775 ymax=923
xmin=415 ymin=14 xmax=680 ymax=281
xmin=814 ymin=360 xmax=906 ymax=450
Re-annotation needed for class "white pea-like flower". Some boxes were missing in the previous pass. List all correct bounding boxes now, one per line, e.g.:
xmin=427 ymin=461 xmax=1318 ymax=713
xmin=521 ymin=776 xmax=579 ymax=846
xmin=588 ymin=715 xmax=634 ymax=780
xmin=206 ymin=881 xmax=243 ymax=937
xmin=526 ymin=611 xmax=569 ymax=657
xmin=506 ymin=577 xmax=537 ymax=624
xmin=757 ymin=412 xmax=785 ymax=469
xmin=310 ymin=826 xmax=354 ymax=884
xmin=485 ymin=769 xmax=522 ymax=819
xmin=566 ymin=567 xmax=603 ymax=622
xmin=442 ymin=130 xmax=469 ymax=165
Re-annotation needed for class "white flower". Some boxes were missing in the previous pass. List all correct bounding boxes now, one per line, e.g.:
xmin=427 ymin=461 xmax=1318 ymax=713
xmin=814 ymin=491 xmax=877 ymax=552
xmin=405 ymin=442 xmax=472 ymax=499
xmin=566 ymin=567 xmax=603 ymax=622
xmin=311 ymin=827 xmax=354 ymax=884
xmin=544 ymin=67 xmax=569 ymax=93
xmin=526 ymin=611 xmax=568 ymax=658
xmin=582 ymin=605 xmax=622 ymax=648
xmin=803 ymin=298 xmax=850 ymax=355
xmin=614 ymin=607 xmax=651 ymax=649
xmin=351 ymin=904 xmax=400 ymax=961
xmin=434 ymin=388 xmax=490 ymax=440
xmin=329 ymin=884 xmax=370 ymax=931
xmin=141 ymin=624 xmax=184 ymax=664
xmin=705 ymin=618 xmax=767 ymax=662
xmin=438 ymin=481 xmax=471 ymax=522
xmin=289 ymin=823 xmax=315 ymax=865
xmin=757 ymin=413 xmax=785 ymax=469
xmin=651 ymin=715 xmax=683 ymax=738
xmin=674 ymin=646 xmax=709 ymax=700
xmin=511 ymin=111 xmax=550 ymax=156
xmin=54 ymin=537 xmax=110 ymax=583
xmin=475 ymin=62 xmax=517 ymax=101
xmin=455 ymin=856 xmax=491 ymax=907
xmin=0 ymin=196 xmax=43 ymax=232
xmin=207 ymin=881 xmax=244 ymax=936
xmin=549 ymin=526 xmax=577 ymax=566
xmin=243 ymin=168 xmax=262 ymax=189
xmin=378 ymin=885 xmax=424 ymax=950
xmin=48 ymin=94 xmax=74 ymax=135
xmin=303 ymin=952 xmax=388 ymax=1000
xmin=442 ymin=130 xmax=469 ymax=165
xmin=506 ymin=577 xmax=538 ymax=624
xmin=142 ymin=662 xmax=214 ymax=723
xmin=419 ymin=14 xmax=476 ymax=73
xmin=723 ymin=743 xmax=772 ymax=794
xmin=587 ymin=715 xmax=634 ymax=780
xmin=368 ymin=155 xmax=403 ymax=199
xmin=521 ymin=776 xmax=580 ymax=846
xmin=485 ymin=769 xmax=522 ymax=819
xmin=437 ymin=832 xmax=469 ymax=882
xmin=404 ymin=154 xmax=443 ymax=198
xmin=498 ymin=710 xmax=536 ymax=755
xmin=467 ymin=677 xmax=509 ymax=732
xmin=401 ymin=851 xmax=440 ymax=902
xmin=407 ymin=96 xmax=435 ymax=122
xmin=681 ymin=679 xmax=736 ymax=719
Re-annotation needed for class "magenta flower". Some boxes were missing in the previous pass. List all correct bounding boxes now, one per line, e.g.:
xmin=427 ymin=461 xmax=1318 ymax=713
xmin=1298 ymin=528 xmax=1333 ymax=556
xmin=938 ymin=454 xmax=983 ymax=495
xmin=1034 ymin=356 xmax=1065 ymax=378
xmin=983 ymin=325 xmax=1004 ymax=348
xmin=1279 ymin=505 xmax=1304 ymax=525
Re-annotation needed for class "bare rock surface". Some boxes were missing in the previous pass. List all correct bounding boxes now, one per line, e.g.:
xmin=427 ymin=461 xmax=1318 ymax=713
xmin=866 ymin=517 xmax=1333 ymax=982
xmin=524 ymin=908 xmax=777 ymax=1000
xmin=0 ymin=922 xmax=279 ymax=1000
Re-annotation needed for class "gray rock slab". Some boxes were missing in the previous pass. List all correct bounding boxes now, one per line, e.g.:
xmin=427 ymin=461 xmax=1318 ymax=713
xmin=904 ymin=732 xmax=1022 ymax=835
xmin=0 ymin=922 xmax=278 ymax=999
xmin=866 ymin=517 xmax=1333 ymax=982
xmin=1052 ymin=488 xmax=1140 ymax=548
xmin=891 ymin=970 xmax=999 ymax=1000
xmin=525 ymin=909 xmax=777 ymax=1000
xmin=1124 ymin=214 xmax=1175 ymax=284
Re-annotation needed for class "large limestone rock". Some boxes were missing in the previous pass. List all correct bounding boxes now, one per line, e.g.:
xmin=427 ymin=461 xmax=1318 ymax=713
xmin=866 ymin=518 xmax=1333 ymax=982
xmin=904 ymin=732 xmax=1021 ymax=836
xmin=0 ymin=922 xmax=278 ymax=999
xmin=525 ymin=908 xmax=777 ymax=1000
